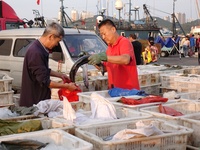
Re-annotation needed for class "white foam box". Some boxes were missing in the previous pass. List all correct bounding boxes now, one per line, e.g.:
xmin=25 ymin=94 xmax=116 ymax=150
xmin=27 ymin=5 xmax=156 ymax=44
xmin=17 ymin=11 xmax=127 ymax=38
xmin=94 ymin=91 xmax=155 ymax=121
xmin=73 ymin=107 xmax=152 ymax=127
xmin=0 ymin=74 xmax=13 ymax=93
xmin=140 ymin=101 xmax=200 ymax=125
xmin=0 ymin=91 xmax=14 ymax=106
xmin=75 ymin=118 xmax=193 ymax=150
xmin=180 ymin=113 xmax=200 ymax=148
xmin=0 ymin=129 xmax=93 ymax=150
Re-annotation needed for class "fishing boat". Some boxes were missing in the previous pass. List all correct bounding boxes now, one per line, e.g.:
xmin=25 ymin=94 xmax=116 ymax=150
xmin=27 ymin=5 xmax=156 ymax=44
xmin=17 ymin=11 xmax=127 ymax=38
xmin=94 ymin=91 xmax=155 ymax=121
xmin=66 ymin=0 xmax=161 ymax=39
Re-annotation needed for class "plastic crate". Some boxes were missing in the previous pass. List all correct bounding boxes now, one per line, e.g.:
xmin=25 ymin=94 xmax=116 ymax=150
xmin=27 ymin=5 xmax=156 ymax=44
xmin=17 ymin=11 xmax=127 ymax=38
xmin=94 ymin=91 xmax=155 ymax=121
xmin=140 ymin=83 xmax=161 ymax=95
xmin=175 ymin=77 xmax=200 ymax=93
xmin=71 ymin=101 xmax=91 ymax=112
xmin=180 ymin=113 xmax=200 ymax=147
xmin=0 ymin=91 xmax=14 ymax=106
xmin=140 ymin=102 xmax=200 ymax=125
xmin=74 ymin=107 xmax=152 ymax=127
xmin=138 ymin=71 xmax=160 ymax=86
xmin=0 ymin=74 xmax=13 ymax=92
xmin=0 ymin=129 xmax=93 ymax=150
xmin=178 ymin=92 xmax=200 ymax=101
xmin=78 ymin=90 xmax=144 ymax=103
xmin=112 ymin=98 xmax=181 ymax=111
xmin=77 ymin=90 xmax=110 ymax=102
xmin=75 ymin=118 xmax=193 ymax=150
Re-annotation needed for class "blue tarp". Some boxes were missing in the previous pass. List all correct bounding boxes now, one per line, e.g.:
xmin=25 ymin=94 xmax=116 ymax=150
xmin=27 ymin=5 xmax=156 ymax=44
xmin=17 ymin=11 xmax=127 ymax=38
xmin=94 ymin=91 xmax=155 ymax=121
xmin=155 ymin=36 xmax=180 ymax=48
xmin=108 ymin=88 xmax=148 ymax=97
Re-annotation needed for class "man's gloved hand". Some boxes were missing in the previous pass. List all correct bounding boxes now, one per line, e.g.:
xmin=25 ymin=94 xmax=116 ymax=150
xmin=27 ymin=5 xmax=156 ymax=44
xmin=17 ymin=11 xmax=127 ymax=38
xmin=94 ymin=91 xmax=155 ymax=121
xmin=88 ymin=52 xmax=107 ymax=65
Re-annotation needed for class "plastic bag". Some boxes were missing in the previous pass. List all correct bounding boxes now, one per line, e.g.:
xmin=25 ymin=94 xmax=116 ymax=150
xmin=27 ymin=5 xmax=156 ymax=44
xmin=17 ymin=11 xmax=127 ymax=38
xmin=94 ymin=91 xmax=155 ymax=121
xmin=63 ymin=97 xmax=76 ymax=122
xmin=58 ymin=88 xmax=81 ymax=102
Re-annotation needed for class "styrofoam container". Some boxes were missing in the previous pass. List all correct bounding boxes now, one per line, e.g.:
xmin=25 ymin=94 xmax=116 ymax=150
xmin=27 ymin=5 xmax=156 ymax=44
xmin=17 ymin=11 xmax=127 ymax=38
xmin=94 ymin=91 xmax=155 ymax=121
xmin=75 ymin=118 xmax=193 ymax=150
xmin=0 ymin=129 xmax=93 ymax=150
xmin=140 ymin=101 xmax=200 ymax=125
xmin=0 ymin=91 xmax=14 ymax=106
xmin=180 ymin=113 xmax=200 ymax=147
xmin=0 ymin=74 xmax=13 ymax=92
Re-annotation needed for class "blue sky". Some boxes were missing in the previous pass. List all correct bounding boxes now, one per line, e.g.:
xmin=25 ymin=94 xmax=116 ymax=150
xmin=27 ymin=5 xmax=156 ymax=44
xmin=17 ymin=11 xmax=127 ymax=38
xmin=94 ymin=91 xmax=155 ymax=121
xmin=3 ymin=0 xmax=199 ymax=21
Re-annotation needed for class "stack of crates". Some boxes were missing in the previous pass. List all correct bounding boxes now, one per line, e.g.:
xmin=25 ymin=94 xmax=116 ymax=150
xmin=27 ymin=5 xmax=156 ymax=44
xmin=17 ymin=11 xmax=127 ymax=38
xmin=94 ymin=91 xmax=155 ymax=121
xmin=0 ymin=73 xmax=14 ymax=106
xmin=138 ymin=70 xmax=161 ymax=95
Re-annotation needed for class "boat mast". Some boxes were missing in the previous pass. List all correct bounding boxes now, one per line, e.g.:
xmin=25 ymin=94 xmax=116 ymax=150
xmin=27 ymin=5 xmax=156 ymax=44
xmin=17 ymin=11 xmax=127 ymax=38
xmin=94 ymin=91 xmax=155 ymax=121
xmin=59 ymin=0 xmax=73 ymax=27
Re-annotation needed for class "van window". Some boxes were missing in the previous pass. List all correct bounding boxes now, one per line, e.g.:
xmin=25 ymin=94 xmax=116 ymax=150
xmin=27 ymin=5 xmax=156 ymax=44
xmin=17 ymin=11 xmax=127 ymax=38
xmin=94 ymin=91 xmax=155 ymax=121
xmin=63 ymin=34 xmax=107 ymax=58
xmin=0 ymin=39 xmax=12 ymax=56
xmin=13 ymin=39 xmax=35 ymax=57
xmin=51 ymin=44 xmax=64 ymax=62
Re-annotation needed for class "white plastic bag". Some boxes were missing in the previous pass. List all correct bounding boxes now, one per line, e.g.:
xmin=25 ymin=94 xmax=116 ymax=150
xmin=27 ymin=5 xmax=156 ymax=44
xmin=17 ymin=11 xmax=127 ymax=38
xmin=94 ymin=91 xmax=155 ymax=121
xmin=63 ymin=97 xmax=76 ymax=122
xmin=90 ymin=92 xmax=117 ymax=120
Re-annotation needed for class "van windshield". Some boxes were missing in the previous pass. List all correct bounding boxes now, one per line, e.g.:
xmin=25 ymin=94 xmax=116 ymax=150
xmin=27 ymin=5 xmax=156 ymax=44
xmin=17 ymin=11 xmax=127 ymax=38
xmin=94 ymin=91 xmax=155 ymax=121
xmin=63 ymin=34 xmax=107 ymax=58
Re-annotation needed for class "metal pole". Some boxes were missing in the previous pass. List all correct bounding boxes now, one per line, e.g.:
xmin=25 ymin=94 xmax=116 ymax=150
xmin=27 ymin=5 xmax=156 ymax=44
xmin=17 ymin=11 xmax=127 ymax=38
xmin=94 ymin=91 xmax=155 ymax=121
xmin=119 ymin=10 xmax=120 ymax=28
xmin=129 ymin=0 xmax=131 ymax=22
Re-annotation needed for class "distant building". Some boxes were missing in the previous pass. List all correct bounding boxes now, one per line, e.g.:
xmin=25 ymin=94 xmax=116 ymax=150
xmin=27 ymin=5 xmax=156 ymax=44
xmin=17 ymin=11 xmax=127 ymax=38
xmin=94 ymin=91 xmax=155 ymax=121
xmin=71 ymin=9 xmax=79 ymax=21
xmin=80 ymin=11 xmax=94 ymax=20
xmin=175 ymin=12 xmax=186 ymax=24
xmin=163 ymin=16 xmax=170 ymax=22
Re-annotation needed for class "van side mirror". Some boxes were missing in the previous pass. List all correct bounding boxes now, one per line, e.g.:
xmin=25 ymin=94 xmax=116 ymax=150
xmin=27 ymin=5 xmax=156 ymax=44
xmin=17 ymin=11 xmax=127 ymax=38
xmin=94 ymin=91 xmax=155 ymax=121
xmin=52 ymin=52 xmax=62 ymax=61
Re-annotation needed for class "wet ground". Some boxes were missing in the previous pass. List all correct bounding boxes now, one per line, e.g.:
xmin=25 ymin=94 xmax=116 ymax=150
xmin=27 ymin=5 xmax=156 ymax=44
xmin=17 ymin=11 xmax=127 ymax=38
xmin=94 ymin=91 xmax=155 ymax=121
xmin=154 ymin=53 xmax=200 ymax=66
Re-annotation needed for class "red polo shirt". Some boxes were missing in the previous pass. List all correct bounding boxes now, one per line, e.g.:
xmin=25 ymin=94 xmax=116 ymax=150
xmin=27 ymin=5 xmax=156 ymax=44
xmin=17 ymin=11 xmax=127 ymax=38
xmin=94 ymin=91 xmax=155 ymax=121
xmin=105 ymin=36 xmax=140 ymax=90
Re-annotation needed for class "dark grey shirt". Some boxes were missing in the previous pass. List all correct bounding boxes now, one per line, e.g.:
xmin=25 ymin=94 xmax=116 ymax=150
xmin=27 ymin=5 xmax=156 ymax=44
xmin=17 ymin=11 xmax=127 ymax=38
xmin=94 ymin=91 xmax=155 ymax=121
xmin=20 ymin=40 xmax=51 ymax=107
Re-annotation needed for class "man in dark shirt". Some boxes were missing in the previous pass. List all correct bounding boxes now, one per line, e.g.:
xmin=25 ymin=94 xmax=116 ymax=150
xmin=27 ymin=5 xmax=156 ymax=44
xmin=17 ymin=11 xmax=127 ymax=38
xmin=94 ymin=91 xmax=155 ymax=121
xmin=128 ymin=34 xmax=142 ymax=65
xmin=20 ymin=22 xmax=77 ymax=107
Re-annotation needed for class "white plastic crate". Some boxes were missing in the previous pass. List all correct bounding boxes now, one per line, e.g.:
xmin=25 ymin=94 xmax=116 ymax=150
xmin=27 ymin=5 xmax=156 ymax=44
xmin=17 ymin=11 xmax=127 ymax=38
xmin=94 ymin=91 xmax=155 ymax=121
xmin=0 ymin=91 xmax=14 ymax=106
xmin=13 ymin=93 xmax=20 ymax=106
xmin=175 ymin=77 xmax=200 ymax=93
xmin=77 ymin=90 xmax=144 ymax=103
xmin=160 ymin=73 xmax=183 ymax=89
xmin=138 ymin=71 xmax=160 ymax=86
xmin=140 ymin=101 xmax=200 ymax=125
xmin=180 ymin=113 xmax=200 ymax=147
xmin=112 ymin=98 xmax=180 ymax=111
xmin=0 ymin=129 xmax=93 ymax=150
xmin=71 ymin=101 xmax=91 ymax=112
xmin=0 ymin=74 xmax=13 ymax=92
xmin=74 ymin=107 xmax=152 ymax=127
xmin=75 ymin=118 xmax=193 ymax=150
xmin=77 ymin=90 xmax=109 ymax=102
xmin=140 ymin=83 xmax=161 ymax=95
xmin=178 ymin=92 xmax=200 ymax=101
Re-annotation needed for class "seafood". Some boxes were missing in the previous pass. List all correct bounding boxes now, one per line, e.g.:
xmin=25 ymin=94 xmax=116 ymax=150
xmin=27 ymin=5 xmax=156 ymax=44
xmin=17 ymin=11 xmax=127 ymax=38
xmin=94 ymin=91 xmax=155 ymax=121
xmin=69 ymin=53 xmax=106 ymax=88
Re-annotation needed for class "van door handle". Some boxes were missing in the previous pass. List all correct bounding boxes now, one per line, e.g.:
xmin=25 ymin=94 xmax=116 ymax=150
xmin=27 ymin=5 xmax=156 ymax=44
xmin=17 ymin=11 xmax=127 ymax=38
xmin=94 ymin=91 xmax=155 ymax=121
xmin=0 ymin=69 xmax=10 ymax=72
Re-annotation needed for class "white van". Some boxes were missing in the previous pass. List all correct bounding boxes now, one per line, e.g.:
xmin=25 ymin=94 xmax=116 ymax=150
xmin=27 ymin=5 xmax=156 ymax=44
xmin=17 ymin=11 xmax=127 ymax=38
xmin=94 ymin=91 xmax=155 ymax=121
xmin=0 ymin=28 xmax=107 ymax=92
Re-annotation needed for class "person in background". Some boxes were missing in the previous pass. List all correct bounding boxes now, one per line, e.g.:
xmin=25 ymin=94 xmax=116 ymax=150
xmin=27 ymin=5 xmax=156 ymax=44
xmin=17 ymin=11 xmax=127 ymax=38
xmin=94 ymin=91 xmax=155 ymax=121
xmin=190 ymin=34 xmax=195 ymax=56
xmin=182 ymin=35 xmax=190 ymax=57
xmin=128 ymin=33 xmax=142 ymax=65
xmin=142 ymin=37 xmax=158 ymax=65
xmin=20 ymin=22 xmax=77 ymax=107
xmin=88 ymin=19 xmax=140 ymax=90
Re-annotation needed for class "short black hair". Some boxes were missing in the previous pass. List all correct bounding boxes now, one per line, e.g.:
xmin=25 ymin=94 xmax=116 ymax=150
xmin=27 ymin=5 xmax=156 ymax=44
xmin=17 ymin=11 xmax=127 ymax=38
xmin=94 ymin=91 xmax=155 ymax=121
xmin=148 ymin=37 xmax=154 ymax=45
xmin=129 ymin=33 xmax=137 ymax=39
xmin=98 ymin=19 xmax=116 ymax=29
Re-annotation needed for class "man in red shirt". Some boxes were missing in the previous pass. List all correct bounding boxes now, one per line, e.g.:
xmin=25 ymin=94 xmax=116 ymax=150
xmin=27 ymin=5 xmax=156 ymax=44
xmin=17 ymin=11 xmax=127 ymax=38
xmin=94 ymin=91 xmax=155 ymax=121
xmin=88 ymin=19 xmax=140 ymax=90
